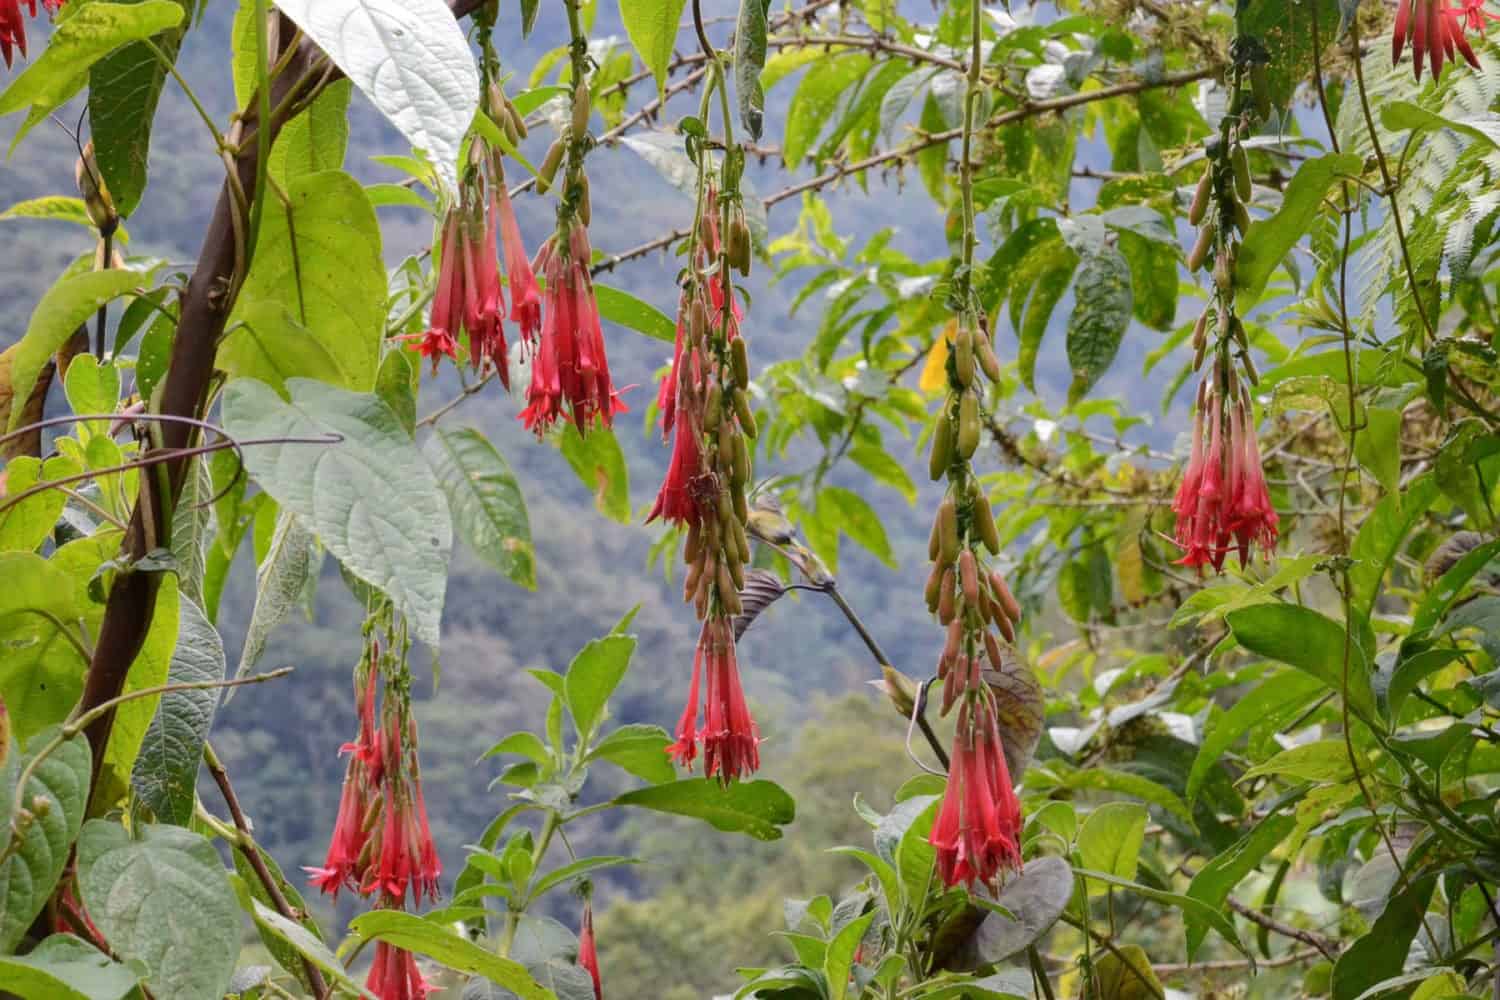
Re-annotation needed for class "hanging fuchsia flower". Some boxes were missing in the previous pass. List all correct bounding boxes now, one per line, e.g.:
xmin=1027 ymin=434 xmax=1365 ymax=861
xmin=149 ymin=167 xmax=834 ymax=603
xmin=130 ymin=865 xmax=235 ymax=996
xmin=668 ymin=617 xmax=760 ymax=782
xmin=366 ymin=940 xmax=433 ymax=1000
xmin=1453 ymin=0 xmax=1500 ymax=33
xmin=462 ymin=200 xmax=509 ymax=385
xmin=1172 ymin=375 xmax=1278 ymax=572
xmin=521 ymin=220 xmax=623 ymax=435
xmin=646 ymin=402 xmax=704 ymax=526
xmin=366 ymin=712 xmax=441 ymax=905
xmin=306 ymin=667 xmax=383 ymax=897
xmin=1 ymin=0 xmax=61 ymax=68
xmin=494 ymin=175 xmax=541 ymax=344
xmin=1393 ymin=0 xmax=1483 ymax=80
xmin=929 ymin=695 xmax=1023 ymax=890
xmin=578 ymin=901 xmax=603 ymax=1000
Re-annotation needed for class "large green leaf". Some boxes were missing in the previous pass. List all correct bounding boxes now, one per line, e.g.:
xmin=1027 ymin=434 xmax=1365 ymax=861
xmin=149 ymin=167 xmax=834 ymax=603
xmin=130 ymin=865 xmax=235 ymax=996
xmin=1065 ymin=241 xmax=1133 ymax=403
xmin=783 ymin=54 xmax=872 ymax=166
xmin=819 ymin=485 xmax=895 ymax=568
xmin=1235 ymin=0 xmax=1341 ymax=115
xmin=0 ymin=729 xmax=91 ymax=952
xmin=617 ymin=0 xmax=688 ymax=99
xmin=0 ymin=2 xmax=186 ymax=148
xmin=231 ymin=845 xmax=330 ymax=994
xmin=1226 ymin=603 xmax=1377 ymax=721
xmin=130 ymin=597 xmax=223 ymax=825
xmin=1331 ymin=876 xmax=1436 ymax=1000
xmin=614 ymin=778 xmax=796 ymax=840
xmin=221 ymin=378 xmax=452 ymax=645
xmin=425 ymin=427 xmax=536 ymax=590
xmin=87 ymin=0 xmax=193 ymax=217
xmin=1234 ymin=152 xmax=1360 ymax=309
xmin=268 ymin=78 xmax=353 ymax=183
xmin=565 ymin=634 xmax=636 ymax=744
xmin=1077 ymin=802 xmax=1147 ymax=891
xmin=1187 ymin=671 xmax=1325 ymax=802
xmin=271 ymin=0 xmax=477 ymax=193
xmin=235 ymin=510 xmax=318 ymax=683
xmin=0 ymin=552 xmax=86 ymax=742
xmin=219 ymin=170 xmax=385 ymax=392
xmin=1013 ymin=239 xmax=1079 ymax=391
xmin=1074 ymin=868 xmax=1251 ymax=959
xmin=558 ymin=422 xmax=630 ymax=523
xmin=98 ymin=576 xmax=180 ymax=809
xmin=1349 ymin=474 xmax=1441 ymax=627
xmin=584 ymin=723 xmax=675 ymax=783
xmin=349 ymin=909 xmax=553 ymax=999
xmin=0 ymin=454 xmax=82 ymax=552
xmin=77 ymin=821 xmax=239 ymax=1000
xmin=594 ymin=284 xmax=675 ymax=343
xmin=1185 ymin=813 xmax=1295 ymax=959
xmin=4 ymin=267 xmax=157 ymax=431
xmin=0 ymin=933 xmax=140 ymax=1000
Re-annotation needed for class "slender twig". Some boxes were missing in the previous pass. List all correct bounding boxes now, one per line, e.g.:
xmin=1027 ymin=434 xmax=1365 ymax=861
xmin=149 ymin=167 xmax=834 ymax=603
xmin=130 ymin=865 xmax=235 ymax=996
xmin=1223 ymin=896 xmax=1339 ymax=960
xmin=204 ymin=742 xmax=330 ymax=999
xmin=417 ymin=371 xmax=497 ymax=428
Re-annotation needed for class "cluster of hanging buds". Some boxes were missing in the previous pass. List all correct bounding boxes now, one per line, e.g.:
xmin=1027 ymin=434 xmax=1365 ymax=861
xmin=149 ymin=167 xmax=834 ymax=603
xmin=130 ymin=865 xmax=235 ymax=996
xmin=923 ymin=310 xmax=1025 ymax=891
xmin=0 ymin=0 xmax=61 ymax=69
xmin=1392 ymin=0 xmax=1491 ymax=81
xmin=520 ymin=81 xmax=622 ymax=436
xmin=1174 ymin=61 xmax=1280 ymax=573
xmin=654 ymin=148 xmax=761 ymax=784
xmin=409 ymin=82 xmax=540 ymax=386
xmin=304 ymin=622 xmax=440 ymax=999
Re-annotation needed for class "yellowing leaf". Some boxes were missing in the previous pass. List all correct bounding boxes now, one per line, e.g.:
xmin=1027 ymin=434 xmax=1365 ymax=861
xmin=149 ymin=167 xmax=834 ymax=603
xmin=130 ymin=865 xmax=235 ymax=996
xmin=918 ymin=324 xmax=953 ymax=396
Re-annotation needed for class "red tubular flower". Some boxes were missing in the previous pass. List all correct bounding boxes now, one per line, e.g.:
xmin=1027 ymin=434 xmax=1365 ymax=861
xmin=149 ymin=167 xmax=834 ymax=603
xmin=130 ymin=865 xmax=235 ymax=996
xmin=656 ymin=300 xmax=689 ymax=438
xmin=463 ymin=202 xmax=509 ymax=385
xmin=1393 ymin=0 xmax=1483 ymax=79
xmin=646 ymin=406 xmax=705 ymax=526
xmin=929 ymin=696 xmax=1023 ymax=890
xmin=520 ymin=221 xmax=623 ymax=435
xmin=304 ymin=751 xmax=376 ymax=898
xmin=578 ymin=901 xmax=603 ymax=1000
xmin=699 ymin=616 xmax=760 ymax=783
xmin=1 ymin=0 xmax=60 ymax=68
xmin=407 ymin=212 xmax=463 ymax=373
xmin=666 ymin=617 xmax=761 ymax=781
xmin=364 ymin=713 xmax=441 ymax=905
xmin=1172 ymin=375 xmax=1279 ymax=572
xmin=366 ymin=940 xmax=433 ymax=1000
xmin=494 ymin=178 xmax=541 ymax=345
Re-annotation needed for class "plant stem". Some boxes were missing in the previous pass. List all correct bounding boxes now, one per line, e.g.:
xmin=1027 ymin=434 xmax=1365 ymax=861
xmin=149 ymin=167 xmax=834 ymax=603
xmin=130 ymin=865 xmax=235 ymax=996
xmin=498 ymin=809 xmax=562 ymax=957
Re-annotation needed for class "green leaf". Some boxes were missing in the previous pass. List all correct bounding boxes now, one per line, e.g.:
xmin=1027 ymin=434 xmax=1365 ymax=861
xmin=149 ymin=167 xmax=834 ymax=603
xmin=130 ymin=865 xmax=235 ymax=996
xmin=0 ymin=729 xmax=91 ymax=952
xmin=784 ymin=54 xmax=872 ymax=166
xmin=77 ymin=821 xmax=239 ymax=1000
xmin=1235 ymin=0 xmax=1340 ymax=115
xmin=482 ymin=731 xmax=551 ymax=763
xmin=1057 ymin=767 xmax=1193 ymax=824
xmin=971 ymin=856 xmax=1075 ymax=963
xmin=585 ymin=722 xmax=676 ymax=783
xmin=1331 ymin=876 xmax=1436 ymax=1000
xmin=268 ymin=79 xmax=353 ymax=184
xmin=130 ymin=597 xmax=223 ymax=825
xmin=1187 ymin=671 xmax=1325 ymax=802
xmin=1349 ymin=475 xmax=1440 ymax=628
xmin=734 ymin=0 xmax=772 ymax=139
xmin=1240 ymin=740 xmax=1355 ymax=783
xmin=528 ymin=855 xmax=640 ymax=901
xmin=1077 ymin=802 xmax=1147 ymax=891
xmin=0 ymin=196 xmax=98 ymax=229
xmin=617 ymin=0 xmax=688 ymax=99
xmin=62 ymin=354 xmax=121 ymax=418
xmin=819 ymin=485 xmax=895 ymax=567
xmin=0 ymin=454 xmax=82 ymax=552
xmin=230 ymin=875 xmax=371 ymax=998
xmin=87 ymin=0 xmax=192 ymax=217
xmin=1073 ymin=868 xmax=1250 ymax=959
xmin=558 ymin=422 xmax=630 ymax=523
xmin=848 ymin=440 xmax=916 ymax=504
xmin=99 ymin=577 xmax=180 ymax=809
xmin=271 ymin=0 xmax=478 ymax=194
xmin=1014 ymin=239 xmax=1079 ymax=391
xmin=1353 ymin=406 xmax=1401 ymax=493
xmin=350 ymin=909 xmax=553 ymax=999
xmin=1414 ymin=538 xmax=1500 ymax=635
xmin=426 ymin=427 xmax=536 ymax=590
xmin=220 ymin=171 xmax=385 ymax=392
xmin=565 ymin=634 xmax=636 ymax=743
xmin=0 ymin=552 xmax=86 ymax=741
xmin=1066 ymin=242 xmax=1132 ymax=404
xmin=0 ymin=933 xmax=140 ymax=1000
xmin=220 ymin=378 xmax=452 ymax=645
xmin=1226 ymin=604 xmax=1377 ymax=722
xmin=5 ymin=267 xmax=156 ymax=431
xmin=614 ymin=778 xmax=796 ymax=840
xmin=1234 ymin=152 xmax=1360 ymax=309
xmin=1185 ymin=813 xmax=1295 ymax=959
xmin=0 ymin=2 xmax=186 ymax=149
xmin=825 ymin=911 xmax=874 ymax=1000
xmin=594 ymin=283 xmax=675 ymax=343
xmin=1381 ymin=99 xmax=1500 ymax=151
xmin=1091 ymin=944 xmax=1165 ymax=1000
xmin=235 ymin=510 xmax=317 ymax=685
